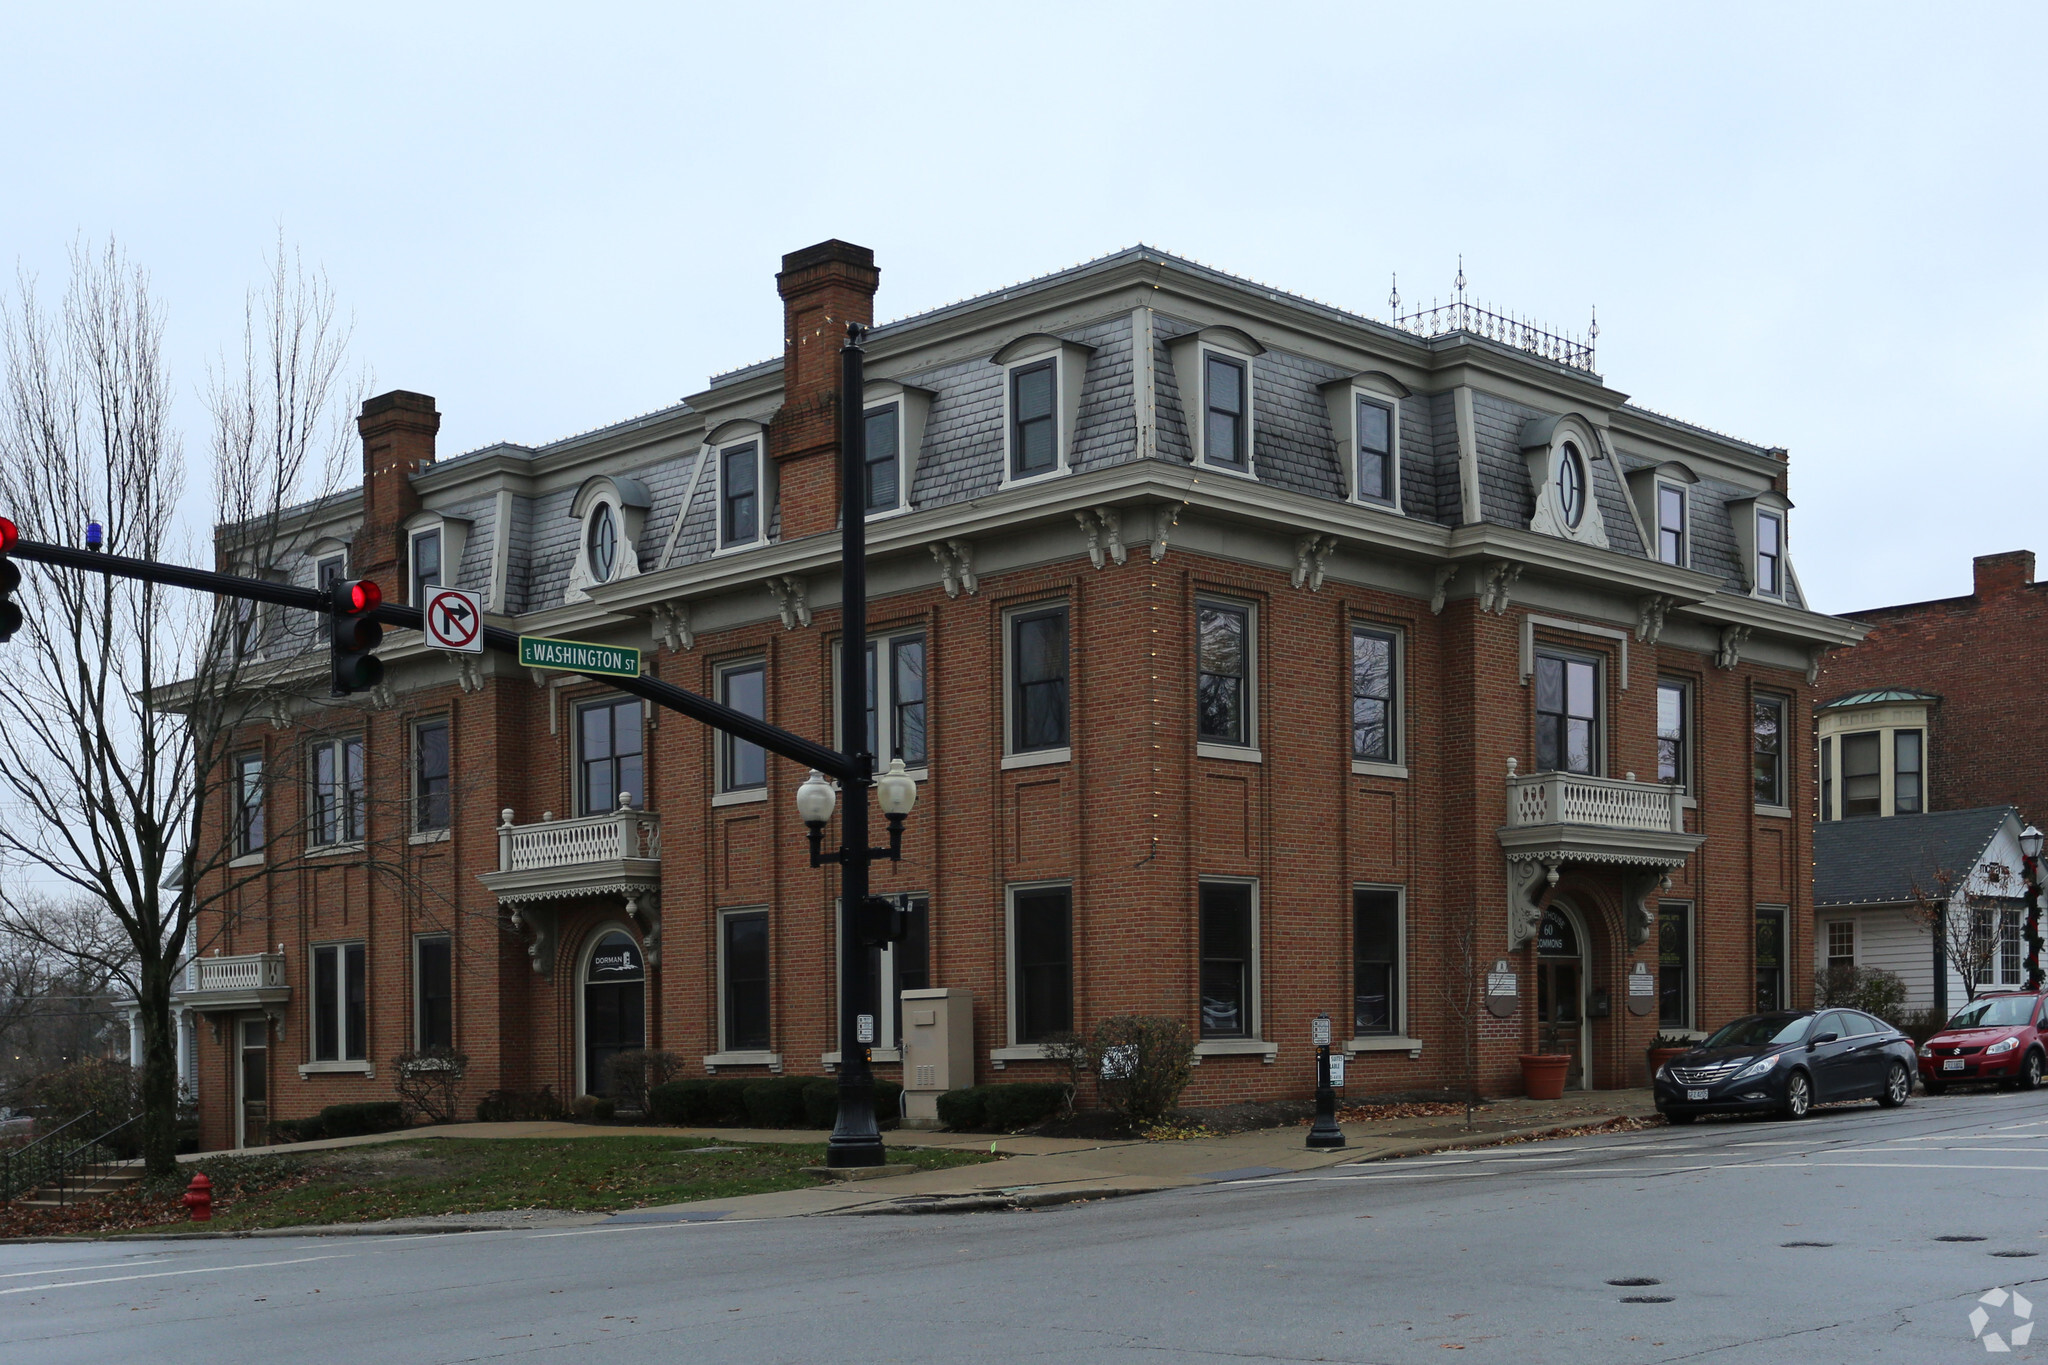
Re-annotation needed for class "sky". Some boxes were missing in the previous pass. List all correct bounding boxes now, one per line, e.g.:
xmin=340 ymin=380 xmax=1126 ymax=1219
xmin=3 ymin=1 xmax=2044 ymax=615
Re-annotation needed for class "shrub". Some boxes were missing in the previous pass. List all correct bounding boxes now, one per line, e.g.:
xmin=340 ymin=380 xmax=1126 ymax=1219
xmin=21 ymin=1058 xmax=142 ymax=1135
xmin=391 ymin=1047 xmax=469 ymax=1125
xmin=1815 ymin=965 xmax=1911 ymax=1024
xmin=474 ymin=1087 xmax=563 ymax=1123
xmin=603 ymin=1049 xmax=685 ymax=1114
xmin=318 ymin=1101 xmax=407 ymax=1138
xmin=982 ymin=1082 xmax=1067 ymax=1131
xmin=268 ymin=1116 xmax=325 ymax=1144
xmin=1089 ymin=1014 xmax=1194 ymax=1128
xmin=743 ymin=1077 xmax=810 ymax=1128
xmin=649 ymin=1079 xmax=709 ymax=1125
xmin=935 ymin=1085 xmax=989 ymax=1131
xmin=702 ymin=1078 xmax=752 ymax=1125
xmin=802 ymin=1078 xmax=839 ymax=1129
xmin=873 ymin=1079 xmax=902 ymax=1125
xmin=571 ymin=1094 xmax=617 ymax=1122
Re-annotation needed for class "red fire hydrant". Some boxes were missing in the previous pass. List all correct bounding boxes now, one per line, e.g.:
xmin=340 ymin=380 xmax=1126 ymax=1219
xmin=182 ymin=1173 xmax=213 ymax=1222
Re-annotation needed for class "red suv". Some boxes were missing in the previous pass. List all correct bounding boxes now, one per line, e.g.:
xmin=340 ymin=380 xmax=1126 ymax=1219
xmin=1919 ymin=992 xmax=2048 ymax=1093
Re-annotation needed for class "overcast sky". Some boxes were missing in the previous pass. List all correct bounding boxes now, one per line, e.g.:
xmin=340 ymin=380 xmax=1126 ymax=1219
xmin=4 ymin=2 xmax=2042 ymax=614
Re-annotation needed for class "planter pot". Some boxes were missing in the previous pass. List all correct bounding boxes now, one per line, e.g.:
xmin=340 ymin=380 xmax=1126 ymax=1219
xmin=1646 ymin=1046 xmax=1689 ymax=1085
xmin=1519 ymin=1053 xmax=1571 ymax=1101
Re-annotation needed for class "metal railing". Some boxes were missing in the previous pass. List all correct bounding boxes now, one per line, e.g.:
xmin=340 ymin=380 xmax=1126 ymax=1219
xmin=1 ymin=1110 xmax=140 ymax=1205
xmin=1505 ymin=770 xmax=1685 ymax=833
xmin=1388 ymin=266 xmax=1597 ymax=373
xmin=496 ymin=801 xmax=661 ymax=873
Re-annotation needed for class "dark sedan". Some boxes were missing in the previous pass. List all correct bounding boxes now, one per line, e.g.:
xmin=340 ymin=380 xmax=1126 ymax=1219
xmin=1654 ymin=1009 xmax=1918 ymax=1122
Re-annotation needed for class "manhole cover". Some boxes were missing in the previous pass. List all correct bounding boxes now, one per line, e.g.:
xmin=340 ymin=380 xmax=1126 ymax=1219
xmin=1781 ymin=1241 xmax=1834 ymax=1248
xmin=1620 ymin=1295 xmax=1675 ymax=1304
xmin=1608 ymin=1277 xmax=1663 ymax=1286
xmin=1937 ymin=1236 xmax=1988 ymax=1243
xmin=1992 ymin=1250 xmax=2040 ymax=1259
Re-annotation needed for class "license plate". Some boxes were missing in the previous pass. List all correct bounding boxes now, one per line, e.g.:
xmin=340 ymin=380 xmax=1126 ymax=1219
xmin=1687 ymin=1089 xmax=1708 ymax=1101
xmin=1943 ymin=1059 xmax=1966 ymax=1072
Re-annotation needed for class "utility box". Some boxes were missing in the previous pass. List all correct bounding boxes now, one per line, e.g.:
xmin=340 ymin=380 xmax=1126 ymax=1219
xmin=899 ymin=987 xmax=973 ymax=1129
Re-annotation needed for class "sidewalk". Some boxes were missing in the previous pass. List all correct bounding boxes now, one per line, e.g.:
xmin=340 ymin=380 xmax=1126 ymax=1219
xmin=165 ymin=1089 xmax=1658 ymax=1237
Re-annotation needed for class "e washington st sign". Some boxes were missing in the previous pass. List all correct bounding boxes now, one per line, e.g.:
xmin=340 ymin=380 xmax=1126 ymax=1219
xmin=518 ymin=634 xmax=642 ymax=679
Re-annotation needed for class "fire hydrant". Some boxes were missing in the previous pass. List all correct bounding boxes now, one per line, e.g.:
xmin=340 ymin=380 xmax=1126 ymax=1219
xmin=182 ymin=1173 xmax=212 ymax=1222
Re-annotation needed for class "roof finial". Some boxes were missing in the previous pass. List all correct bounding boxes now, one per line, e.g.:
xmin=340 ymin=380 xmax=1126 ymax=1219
xmin=1588 ymin=304 xmax=1599 ymax=345
xmin=1388 ymin=272 xmax=1400 ymax=317
xmin=1454 ymin=255 xmax=1467 ymax=299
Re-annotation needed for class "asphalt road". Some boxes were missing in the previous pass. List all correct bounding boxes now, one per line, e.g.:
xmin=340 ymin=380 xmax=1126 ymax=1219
xmin=4 ymin=1089 xmax=2045 ymax=1364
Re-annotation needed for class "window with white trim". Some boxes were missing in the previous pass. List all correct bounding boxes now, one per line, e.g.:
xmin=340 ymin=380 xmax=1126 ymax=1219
xmin=1353 ymin=886 xmax=1404 ymax=1037
xmin=576 ymin=698 xmax=644 ymax=815
xmin=235 ymin=752 xmax=265 ymax=857
xmin=1006 ymin=604 xmax=1070 ymax=757
xmin=718 ymin=662 xmax=766 ymax=793
xmin=1199 ymin=880 xmax=1257 ymax=1040
xmin=1535 ymin=653 xmax=1599 ymax=775
xmin=1008 ymin=884 xmax=1072 ymax=1044
xmin=414 ymin=718 xmax=450 ymax=833
xmin=719 ymin=440 xmax=762 ymax=549
xmin=409 ymin=528 xmax=441 ymax=607
xmin=1203 ymin=354 xmax=1249 ymax=472
xmin=309 ymin=735 xmax=365 ymax=846
xmin=316 ymin=553 xmax=347 ymax=593
xmin=720 ymin=909 xmax=770 ymax=1052
xmin=1355 ymin=395 xmax=1395 ymax=506
xmin=1351 ymin=626 xmax=1400 ymax=765
xmin=864 ymin=402 xmax=902 ymax=513
xmin=415 ymin=935 xmax=453 ymax=1050
xmin=1196 ymin=599 xmax=1254 ymax=750
xmin=1008 ymin=361 xmax=1058 ymax=481
xmin=1659 ymin=902 xmax=1693 ymax=1030
xmin=1756 ymin=511 xmax=1784 ymax=597
xmin=1656 ymin=483 xmax=1687 ymax=566
xmin=1753 ymin=694 xmax=1787 ymax=808
xmin=848 ymin=894 xmax=930 ymax=1051
xmin=839 ymin=631 xmax=928 ymax=769
xmin=312 ymin=941 xmax=367 ymax=1062
xmin=1657 ymin=679 xmax=1690 ymax=791
xmin=1825 ymin=919 xmax=1855 ymax=972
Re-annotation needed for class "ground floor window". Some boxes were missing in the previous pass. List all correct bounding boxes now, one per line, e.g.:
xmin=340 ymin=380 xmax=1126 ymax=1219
xmin=1010 ymin=884 xmax=1072 ymax=1043
xmin=1353 ymin=887 xmax=1403 ymax=1036
xmin=1199 ymin=881 xmax=1256 ymax=1039
xmin=720 ymin=912 xmax=770 ymax=1052
xmin=851 ymin=895 xmax=930 ymax=1050
xmin=1755 ymin=907 xmax=1787 ymax=1011
xmin=1658 ymin=903 xmax=1692 ymax=1030
xmin=416 ymin=935 xmax=453 ymax=1050
xmin=583 ymin=930 xmax=645 ymax=1095
xmin=1976 ymin=906 xmax=2025 ymax=988
xmin=312 ymin=942 xmax=366 ymax=1062
xmin=1825 ymin=920 xmax=1855 ymax=972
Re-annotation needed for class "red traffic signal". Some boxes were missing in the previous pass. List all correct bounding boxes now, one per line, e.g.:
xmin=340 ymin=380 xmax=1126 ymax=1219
xmin=0 ymin=519 xmax=19 ymax=643
xmin=328 ymin=578 xmax=385 ymax=695
xmin=339 ymin=579 xmax=381 ymax=614
xmin=0 ymin=516 xmax=16 ymax=553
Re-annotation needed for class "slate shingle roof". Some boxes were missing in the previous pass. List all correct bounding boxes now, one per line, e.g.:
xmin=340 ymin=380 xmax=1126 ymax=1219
xmin=1813 ymin=806 xmax=2019 ymax=907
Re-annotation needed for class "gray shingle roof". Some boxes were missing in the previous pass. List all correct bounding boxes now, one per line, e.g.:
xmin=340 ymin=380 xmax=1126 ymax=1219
xmin=1814 ymin=806 xmax=2019 ymax=907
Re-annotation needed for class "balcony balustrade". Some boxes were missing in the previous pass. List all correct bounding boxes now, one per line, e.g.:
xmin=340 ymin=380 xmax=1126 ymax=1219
xmin=479 ymin=796 xmax=663 ymax=976
xmin=176 ymin=952 xmax=289 ymax=1013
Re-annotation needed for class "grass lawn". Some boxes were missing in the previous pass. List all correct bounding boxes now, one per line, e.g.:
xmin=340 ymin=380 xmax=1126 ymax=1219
xmin=198 ymin=1136 xmax=995 ymax=1230
xmin=0 ymin=1136 xmax=997 ymax=1238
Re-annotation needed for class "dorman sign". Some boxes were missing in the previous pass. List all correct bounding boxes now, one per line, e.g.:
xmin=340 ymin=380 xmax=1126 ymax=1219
xmin=423 ymin=587 xmax=484 ymax=653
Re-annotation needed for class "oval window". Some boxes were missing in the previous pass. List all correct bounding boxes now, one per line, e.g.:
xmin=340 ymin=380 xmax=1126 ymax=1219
xmin=1555 ymin=443 xmax=1586 ymax=528
xmin=587 ymin=504 xmax=618 ymax=583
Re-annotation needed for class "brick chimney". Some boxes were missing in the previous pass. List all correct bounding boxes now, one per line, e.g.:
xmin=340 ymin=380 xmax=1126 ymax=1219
xmin=1973 ymin=550 xmax=2035 ymax=600
xmin=772 ymin=241 xmax=879 ymax=540
xmin=355 ymin=390 xmax=440 ymax=586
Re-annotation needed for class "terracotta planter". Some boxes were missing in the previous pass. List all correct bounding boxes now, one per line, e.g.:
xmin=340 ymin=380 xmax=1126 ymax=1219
xmin=1519 ymin=1053 xmax=1571 ymax=1101
xmin=1646 ymin=1046 xmax=1689 ymax=1084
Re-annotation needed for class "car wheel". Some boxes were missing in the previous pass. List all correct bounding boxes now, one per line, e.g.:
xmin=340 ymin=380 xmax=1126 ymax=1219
xmin=1781 ymin=1070 xmax=1813 ymax=1120
xmin=2019 ymin=1051 xmax=2044 ymax=1092
xmin=1877 ymin=1060 xmax=1911 ymax=1108
xmin=1922 ymin=1075 xmax=1947 ymax=1096
xmin=1666 ymin=1110 xmax=1698 ymax=1125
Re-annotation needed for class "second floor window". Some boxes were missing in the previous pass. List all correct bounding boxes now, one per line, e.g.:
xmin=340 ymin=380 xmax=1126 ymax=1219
xmin=1535 ymin=654 xmax=1597 ymax=775
xmin=1196 ymin=602 xmax=1251 ymax=747
xmin=855 ymin=633 xmax=928 ymax=768
xmin=1839 ymin=731 xmax=1880 ymax=817
xmin=1753 ymin=695 xmax=1786 ymax=807
xmin=721 ymin=442 xmax=759 ymax=547
xmin=865 ymin=403 xmax=901 ymax=512
xmin=1356 ymin=397 xmax=1393 ymax=505
xmin=1010 ymin=606 xmax=1069 ymax=754
xmin=1657 ymin=485 xmax=1686 ymax=565
xmin=410 ymin=529 xmax=441 ymax=606
xmin=1204 ymin=354 xmax=1248 ymax=469
xmin=1010 ymin=361 xmax=1057 ymax=479
xmin=1894 ymin=729 xmax=1923 ymax=814
xmin=578 ymin=698 xmax=644 ymax=814
xmin=310 ymin=736 xmax=365 ymax=846
xmin=1756 ymin=511 xmax=1784 ymax=596
xmin=719 ymin=663 xmax=766 ymax=792
xmin=414 ymin=720 xmax=451 ymax=832
xmin=235 ymin=752 xmax=265 ymax=856
xmin=1352 ymin=627 xmax=1398 ymax=764
xmin=1656 ymin=680 xmax=1689 ymax=789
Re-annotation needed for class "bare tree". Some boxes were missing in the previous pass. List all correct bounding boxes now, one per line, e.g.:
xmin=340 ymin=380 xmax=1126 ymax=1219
xmin=0 ymin=237 xmax=358 ymax=1173
xmin=1439 ymin=900 xmax=1483 ymax=1129
xmin=1910 ymin=858 xmax=2024 ymax=1011
xmin=0 ymin=900 xmax=133 ymax=1089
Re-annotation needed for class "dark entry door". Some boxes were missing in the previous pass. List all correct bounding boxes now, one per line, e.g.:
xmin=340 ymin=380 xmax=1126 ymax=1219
xmin=239 ymin=1018 xmax=268 ymax=1148
xmin=1536 ymin=909 xmax=1584 ymax=1089
xmin=583 ymin=932 xmax=645 ymax=1097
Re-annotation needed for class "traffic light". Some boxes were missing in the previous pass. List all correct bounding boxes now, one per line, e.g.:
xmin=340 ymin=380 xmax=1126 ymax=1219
xmin=0 ymin=517 xmax=20 ymax=643
xmin=329 ymin=578 xmax=385 ymax=695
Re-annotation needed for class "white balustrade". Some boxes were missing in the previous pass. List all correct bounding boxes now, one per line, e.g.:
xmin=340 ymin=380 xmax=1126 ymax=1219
xmin=497 ymin=800 xmax=661 ymax=873
xmin=193 ymin=953 xmax=286 ymax=993
xmin=1504 ymin=771 xmax=1683 ymax=833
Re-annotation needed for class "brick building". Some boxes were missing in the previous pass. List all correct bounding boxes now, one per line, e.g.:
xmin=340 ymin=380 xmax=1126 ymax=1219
xmin=1811 ymin=550 xmax=2048 ymax=1012
xmin=175 ymin=241 xmax=1857 ymax=1150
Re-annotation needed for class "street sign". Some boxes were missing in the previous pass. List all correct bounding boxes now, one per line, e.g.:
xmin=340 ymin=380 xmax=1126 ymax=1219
xmin=423 ymin=588 xmax=483 ymax=653
xmin=856 ymin=1014 xmax=875 ymax=1044
xmin=519 ymin=634 xmax=641 ymax=678
xmin=1312 ymin=1014 xmax=1332 ymax=1047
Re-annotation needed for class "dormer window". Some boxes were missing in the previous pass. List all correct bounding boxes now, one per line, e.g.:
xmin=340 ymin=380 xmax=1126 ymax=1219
xmin=316 ymin=552 xmax=347 ymax=592
xmin=1010 ymin=362 xmax=1057 ymax=479
xmin=1356 ymin=397 xmax=1394 ymax=505
xmin=1322 ymin=371 xmax=1409 ymax=511
xmin=992 ymin=334 xmax=1092 ymax=487
xmin=1204 ymin=355 xmax=1248 ymax=471
xmin=1555 ymin=442 xmax=1587 ymax=528
xmin=1657 ymin=484 xmax=1686 ymax=566
xmin=721 ymin=440 xmax=761 ymax=548
xmin=586 ymin=504 xmax=618 ymax=584
xmin=410 ymin=528 xmax=441 ymax=606
xmin=1756 ymin=511 xmax=1784 ymax=597
xmin=566 ymin=475 xmax=650 ymax=602
xmin=1816 ymin=689 xmax=1936 ymax=820
xmin=864 ymin=403 xmax=901 ymax=512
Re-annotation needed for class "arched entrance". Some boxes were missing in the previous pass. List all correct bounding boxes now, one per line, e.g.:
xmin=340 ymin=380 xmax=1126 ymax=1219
xmin=1536 ymin=905 xmax=1589 ymax=1090
xmin=580 ymin=929 xmax=645 ymax=1098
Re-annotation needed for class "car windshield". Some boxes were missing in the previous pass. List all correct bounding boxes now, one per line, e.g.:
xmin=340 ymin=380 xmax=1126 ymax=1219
xmin=1703 ymin=1015 xmax=1810 ymax=1049
xmin=1948 ymin=997 xmax=2037 ymax=1030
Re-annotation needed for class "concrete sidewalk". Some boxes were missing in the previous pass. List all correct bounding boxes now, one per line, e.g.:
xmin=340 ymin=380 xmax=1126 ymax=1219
xmin=166 ymin=1089 xmax=1658 ymax=1237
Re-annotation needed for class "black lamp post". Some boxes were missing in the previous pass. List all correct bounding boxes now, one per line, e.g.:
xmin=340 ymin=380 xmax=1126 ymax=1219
xmin=1307 ymin=1012 xmax=1346 ymax=1150
xmin=793 ymin=323 xmax=921 ymax=1169
xmin=2023 ymin=824 xmax=2044 ymax=992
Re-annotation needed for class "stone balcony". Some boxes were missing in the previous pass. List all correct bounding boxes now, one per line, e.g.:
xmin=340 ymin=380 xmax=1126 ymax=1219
xmin=1497 ymin=762 xmax=1706 ymax=949
xmin=477 ymin=798 xmax=662 ymax=975
xmin=176 ymin=952 xmax=289 ymax=1014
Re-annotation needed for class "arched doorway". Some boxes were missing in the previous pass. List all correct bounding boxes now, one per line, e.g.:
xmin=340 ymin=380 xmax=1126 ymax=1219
xmin=1536 ymin=905 xmax=1588 ymax=1090
xmin=580 ymin=929 xmax=645 ymax=1098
